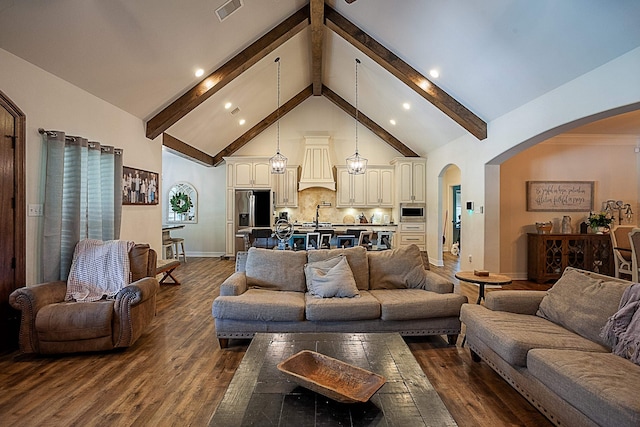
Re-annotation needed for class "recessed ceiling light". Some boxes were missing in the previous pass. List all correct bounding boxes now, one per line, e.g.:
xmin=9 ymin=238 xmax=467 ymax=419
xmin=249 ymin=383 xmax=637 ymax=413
xmin=195 ymin=68 xmax=205 ymax=77
xmin=224 ymin=102 xmax=232 ymax=109
xmin=429 ymin=69 xmax=440 ymax=78
xmin=239 ymin=119 xmax=246 ymax=125
xmin=402 ymin=103 xmax=410 ymax=110
xmin=390 ymin=119 xmax=397 ymax=126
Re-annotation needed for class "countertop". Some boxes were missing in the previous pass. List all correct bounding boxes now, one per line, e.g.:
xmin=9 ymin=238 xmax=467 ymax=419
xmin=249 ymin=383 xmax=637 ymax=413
xmin=237 ymin=224 xmax=397 ymax=233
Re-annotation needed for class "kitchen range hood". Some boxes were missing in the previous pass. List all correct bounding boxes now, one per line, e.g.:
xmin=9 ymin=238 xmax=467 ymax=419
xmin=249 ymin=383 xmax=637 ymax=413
xmin=298 ymin=135 xmax=336 ymax=191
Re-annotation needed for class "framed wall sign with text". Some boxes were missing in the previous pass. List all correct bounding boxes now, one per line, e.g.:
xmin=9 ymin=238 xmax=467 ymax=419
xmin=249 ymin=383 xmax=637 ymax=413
xmin=526 ymin=181 xmax=594 ymax=212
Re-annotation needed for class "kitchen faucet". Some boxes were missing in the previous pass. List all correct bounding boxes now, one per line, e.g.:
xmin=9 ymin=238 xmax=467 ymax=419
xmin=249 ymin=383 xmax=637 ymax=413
xmin=315 ymin=202 xmax=332 ymax=230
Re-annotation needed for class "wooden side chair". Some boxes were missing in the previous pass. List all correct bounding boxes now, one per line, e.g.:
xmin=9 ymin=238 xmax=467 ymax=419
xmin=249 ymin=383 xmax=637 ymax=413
xmin=610 ymin=225 xmax=634 ymax=279
xmin=629 ymin=228 xmax=640 ymax=282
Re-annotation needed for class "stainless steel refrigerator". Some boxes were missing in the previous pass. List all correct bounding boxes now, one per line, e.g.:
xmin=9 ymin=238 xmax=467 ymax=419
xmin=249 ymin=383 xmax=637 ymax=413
xmin=234 ymin=189 xmax=271 ymax=252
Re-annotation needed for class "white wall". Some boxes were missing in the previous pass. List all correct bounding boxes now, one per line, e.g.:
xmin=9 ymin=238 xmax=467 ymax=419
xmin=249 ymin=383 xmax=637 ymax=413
xmin=426 ymin=46 xmax=640 ymax=273
xmin=161 ymin=149 xmax=227 ymax=256
xmin=0 ymin=48 xmax=162 ymax=285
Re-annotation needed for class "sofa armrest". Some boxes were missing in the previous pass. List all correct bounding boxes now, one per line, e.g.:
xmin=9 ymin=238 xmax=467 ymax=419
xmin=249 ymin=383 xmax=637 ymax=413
xmin=220 ymin=272 xmax=248 ymax=296
xmin=423 ymin=270 xmax=454 ymax=294
xmin=485 ymin=290 xmax=547 ymax=314
xmin=113 ymin=277 xmax=159 ymax=348
xmin=9 ymin=281 xmax=67 ymax=353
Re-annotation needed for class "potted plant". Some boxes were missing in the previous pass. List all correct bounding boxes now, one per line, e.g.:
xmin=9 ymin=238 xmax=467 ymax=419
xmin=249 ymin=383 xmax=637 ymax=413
xmin=587 ymin=211 xmax=613 ymax=234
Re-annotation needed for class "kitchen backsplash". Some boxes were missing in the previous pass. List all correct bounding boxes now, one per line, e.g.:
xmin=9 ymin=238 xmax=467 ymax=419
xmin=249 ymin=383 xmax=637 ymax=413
xmin=275 ymin=188 xmax=394 ymax=225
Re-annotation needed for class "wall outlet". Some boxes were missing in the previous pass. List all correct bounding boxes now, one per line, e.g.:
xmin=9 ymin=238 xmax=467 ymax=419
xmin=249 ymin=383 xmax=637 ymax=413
xmin=28 ymin=204 xmax=43 ymax=217
xmin=468 ymin=254 xmax=472 ymax=263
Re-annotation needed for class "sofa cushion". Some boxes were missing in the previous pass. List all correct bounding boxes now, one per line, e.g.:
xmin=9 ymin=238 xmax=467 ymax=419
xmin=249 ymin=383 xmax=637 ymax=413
xmin=461 ymin=304 xmax=609 ymax=367
xmin=307 ymin=246 xmax=369 ymax=290
xmin=245 ymin=248 xmax=308 ymax=292
xmin=305 ymin=291 xmax=380 ymax=321
xmin=36 ymin=301 xmax=113 ymax=342
xmin=368 ymin=245 xmax=427 ymax=290
xmin=370 ymin=289 xmax=466 ymax=321
xmin=536 ymin=268 xmax=630 ymax=346
xmin=212 ymin=289 xmax=305 ymax=322
xmin=528 ymin=349 xmax=640 ymax=427
xmin=306 ymin=256 xmax=359 ymax=298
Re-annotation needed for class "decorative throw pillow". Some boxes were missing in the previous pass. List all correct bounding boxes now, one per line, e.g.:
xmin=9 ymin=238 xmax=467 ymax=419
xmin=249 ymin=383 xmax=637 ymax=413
xmin=307 ymin=256 xmax=360 ymax=298
xmin=536 ymin=268 xmax=630 ymax=346
xmin=304 ymin=254 xmax=344 ymax=290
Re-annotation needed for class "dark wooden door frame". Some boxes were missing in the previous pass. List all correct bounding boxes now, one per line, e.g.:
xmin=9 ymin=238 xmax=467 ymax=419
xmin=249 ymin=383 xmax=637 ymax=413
xmin=0 ymin=90 xmax=26 ymax=322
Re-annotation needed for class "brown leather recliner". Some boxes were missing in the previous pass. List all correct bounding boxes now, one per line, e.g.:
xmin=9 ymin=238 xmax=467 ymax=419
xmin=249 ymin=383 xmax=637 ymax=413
xmin=9 ymin=243 xmax=159 ymax=354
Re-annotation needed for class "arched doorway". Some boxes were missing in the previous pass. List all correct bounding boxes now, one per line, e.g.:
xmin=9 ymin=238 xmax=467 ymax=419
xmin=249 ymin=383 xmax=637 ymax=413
xmin=439 ymin=163 xmax=461 ymax=258
xmin=0 ymin=90 xmax=26 ymax=351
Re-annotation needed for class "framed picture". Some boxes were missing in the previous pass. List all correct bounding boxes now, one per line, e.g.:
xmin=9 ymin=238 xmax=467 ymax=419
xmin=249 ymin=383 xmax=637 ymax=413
xmin=336 ymin=235 xmax=356 ymax=249
xmin=526 ymin=181 xmax=594 ymax=212
xmin=358 ymin=231 xmax=372 ymax=247
xmin=320 ymin=234 xmax=332 ymax=249
xmin=289 ymin=234 xmax=307 ymax=251
xmin=123 ymin=166 xmax=159 ymax=205
xmin=377 ymin=231 xmax=393 ymax=249
xmin=306 ymin=232 xmax=320 ymax=250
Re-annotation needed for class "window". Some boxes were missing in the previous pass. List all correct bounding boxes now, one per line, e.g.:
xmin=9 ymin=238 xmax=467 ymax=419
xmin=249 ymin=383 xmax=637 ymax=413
xmin=167 ymin=182 xmax=197 ymax=223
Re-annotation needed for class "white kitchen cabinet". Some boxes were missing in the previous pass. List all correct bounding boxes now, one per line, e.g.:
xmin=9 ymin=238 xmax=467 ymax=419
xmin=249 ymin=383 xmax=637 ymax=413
xmin=397 ymin=222 xmax=427 ymax=251
xmin=336 ymin=166 xmax=366 ymax=207
xmin=274 ymin=166 xmax=299 ymax=207
xmin=392 ymin=158 xmax=426 ymax=203
xmin=366 ymin=167 xmax=394 ymax=207
xmin=226 ymin=157 xmax=272 ymax=188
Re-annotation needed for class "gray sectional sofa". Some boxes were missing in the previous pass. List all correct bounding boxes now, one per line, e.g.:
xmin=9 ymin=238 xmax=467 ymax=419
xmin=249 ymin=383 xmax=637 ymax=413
xmin=212 ymin=244 xmax=468 ymax=348
xmin=461 ymin=267 xmax=640 ymax=427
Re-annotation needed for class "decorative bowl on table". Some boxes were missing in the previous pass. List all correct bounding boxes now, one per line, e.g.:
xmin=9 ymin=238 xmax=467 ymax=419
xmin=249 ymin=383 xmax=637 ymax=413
xmin=277 ymin=350 xmax=386 ymax=403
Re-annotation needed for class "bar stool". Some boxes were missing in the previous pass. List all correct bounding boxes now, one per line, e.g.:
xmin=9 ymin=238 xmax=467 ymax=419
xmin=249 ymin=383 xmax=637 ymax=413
xmin=170 ymin=237 xmax=187 ymax=263
xmin=162 ymin=239 xmax=174 ymax=260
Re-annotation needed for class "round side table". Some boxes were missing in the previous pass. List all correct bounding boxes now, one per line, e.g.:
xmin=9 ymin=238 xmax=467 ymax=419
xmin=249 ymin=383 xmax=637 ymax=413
xmin=455 ymin=271 xmax=512 ymax=304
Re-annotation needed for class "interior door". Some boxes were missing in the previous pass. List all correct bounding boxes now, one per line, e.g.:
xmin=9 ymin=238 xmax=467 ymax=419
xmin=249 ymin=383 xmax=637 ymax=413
xmin=0 ymin=101 xmax=17 ymax=350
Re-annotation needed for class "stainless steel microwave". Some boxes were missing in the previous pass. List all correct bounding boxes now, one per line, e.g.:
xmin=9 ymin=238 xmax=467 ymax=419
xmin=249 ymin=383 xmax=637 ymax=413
xmin=400 ymin=203 xmax=426 ymax=222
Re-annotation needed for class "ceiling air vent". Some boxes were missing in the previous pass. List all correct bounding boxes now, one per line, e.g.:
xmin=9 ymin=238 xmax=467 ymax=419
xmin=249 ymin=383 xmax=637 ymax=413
xmin=215 ymin=0 xmax=243 ymax=22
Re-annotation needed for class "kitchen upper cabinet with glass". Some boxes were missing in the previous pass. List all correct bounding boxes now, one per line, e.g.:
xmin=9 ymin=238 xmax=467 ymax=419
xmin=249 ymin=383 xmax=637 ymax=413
xmin=274 ymin=166 xmax=299 ymax=207
xmin=227 ymin=157 xmax=272 ymax=188
xmin=392 ymin=158 xmax=426 ymax=203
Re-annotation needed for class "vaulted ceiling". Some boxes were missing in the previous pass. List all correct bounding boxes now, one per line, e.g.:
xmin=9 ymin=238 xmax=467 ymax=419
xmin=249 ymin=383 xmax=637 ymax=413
xmin=1 ymin=0 xmax=640 ymax=164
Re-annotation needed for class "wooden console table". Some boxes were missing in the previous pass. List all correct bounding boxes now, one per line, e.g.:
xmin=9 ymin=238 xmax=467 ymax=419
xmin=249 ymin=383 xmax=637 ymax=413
xmin=527 ymin=233 xmax=614 ymax=283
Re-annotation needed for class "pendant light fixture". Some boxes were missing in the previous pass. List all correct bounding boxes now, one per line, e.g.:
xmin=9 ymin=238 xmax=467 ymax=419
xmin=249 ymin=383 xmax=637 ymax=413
xmin=270 ymin=57 xmax=287 ymax=174
xmin=346 ymin=58 xmax=367 ymax=175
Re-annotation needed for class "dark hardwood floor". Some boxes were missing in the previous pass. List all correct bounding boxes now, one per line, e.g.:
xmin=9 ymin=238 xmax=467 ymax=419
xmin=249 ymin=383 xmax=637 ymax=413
xmin=0 ymin=253 xmax=553 ymax=426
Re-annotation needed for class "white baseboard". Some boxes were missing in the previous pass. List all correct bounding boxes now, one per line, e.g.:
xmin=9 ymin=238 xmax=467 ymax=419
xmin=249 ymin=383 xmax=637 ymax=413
xmin=184 ymin=251 xmax=226 ymax=258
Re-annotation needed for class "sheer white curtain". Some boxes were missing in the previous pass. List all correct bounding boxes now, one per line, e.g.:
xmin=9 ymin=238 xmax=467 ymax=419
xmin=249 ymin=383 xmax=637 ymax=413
xmin=42 ymin=131 xmax=123 ymax=281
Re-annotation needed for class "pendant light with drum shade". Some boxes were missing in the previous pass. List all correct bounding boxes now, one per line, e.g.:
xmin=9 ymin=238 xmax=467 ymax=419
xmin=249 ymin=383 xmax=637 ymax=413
xmin=346 ymin=58 xmax=367 ymax=175
xmin=270 ymin=57 xmax=287 ymax=174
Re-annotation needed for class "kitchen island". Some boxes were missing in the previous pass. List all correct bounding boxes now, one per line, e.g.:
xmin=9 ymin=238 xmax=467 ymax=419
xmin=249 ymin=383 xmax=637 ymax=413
xmin=236 ymin=223 xmax=397 ymax=251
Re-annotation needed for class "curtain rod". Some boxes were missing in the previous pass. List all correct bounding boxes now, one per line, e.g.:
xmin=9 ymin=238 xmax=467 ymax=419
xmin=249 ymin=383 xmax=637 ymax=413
xmin=38 ymin=128 xmax=79 ymax=142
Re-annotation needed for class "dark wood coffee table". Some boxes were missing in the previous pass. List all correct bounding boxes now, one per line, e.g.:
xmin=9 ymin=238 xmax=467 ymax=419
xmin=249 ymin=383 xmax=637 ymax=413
xmin=209 ymin=332 xmax=457 ymax=426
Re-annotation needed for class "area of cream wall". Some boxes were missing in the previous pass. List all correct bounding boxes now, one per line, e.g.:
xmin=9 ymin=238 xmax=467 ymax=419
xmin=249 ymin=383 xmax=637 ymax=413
xmin=0 ymin=48 xmax=162 ymax=285
xmin=161 ymin=149 xmax=226 ymax=256
xmin=426 ymin=46 xmax=640 ymax=272
xmin=234 ymin=97 xmax=402 ymax=164
xmin=500 ymin=135 xmax=639 ymax=279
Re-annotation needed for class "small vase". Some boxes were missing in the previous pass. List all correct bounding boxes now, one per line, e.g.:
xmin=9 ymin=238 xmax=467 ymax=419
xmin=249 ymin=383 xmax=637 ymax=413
xmin=561 ymin=216 xmax=572 ymax=234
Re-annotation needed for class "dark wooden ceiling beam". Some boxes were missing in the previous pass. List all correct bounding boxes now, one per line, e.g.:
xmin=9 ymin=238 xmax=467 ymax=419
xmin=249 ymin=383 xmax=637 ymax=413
xmin=325 ymin=5 xmax=487 ymax=140
xmin=145 ymin=5 xmax=310 ymax=140
xmin=310 ymin=0 xmax=324 ymax=96
xmin=162 ymin=133 xmax=215 ymax=166
xmin=212 ymin=85 xmax=314 ymax=166
xmin=322 ymin=85 xmax=419 ymax=157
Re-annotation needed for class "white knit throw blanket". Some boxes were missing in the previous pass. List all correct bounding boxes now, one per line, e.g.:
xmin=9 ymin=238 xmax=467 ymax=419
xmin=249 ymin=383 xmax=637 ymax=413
xmin=65 ymin=239 xmax=134 ymax=302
